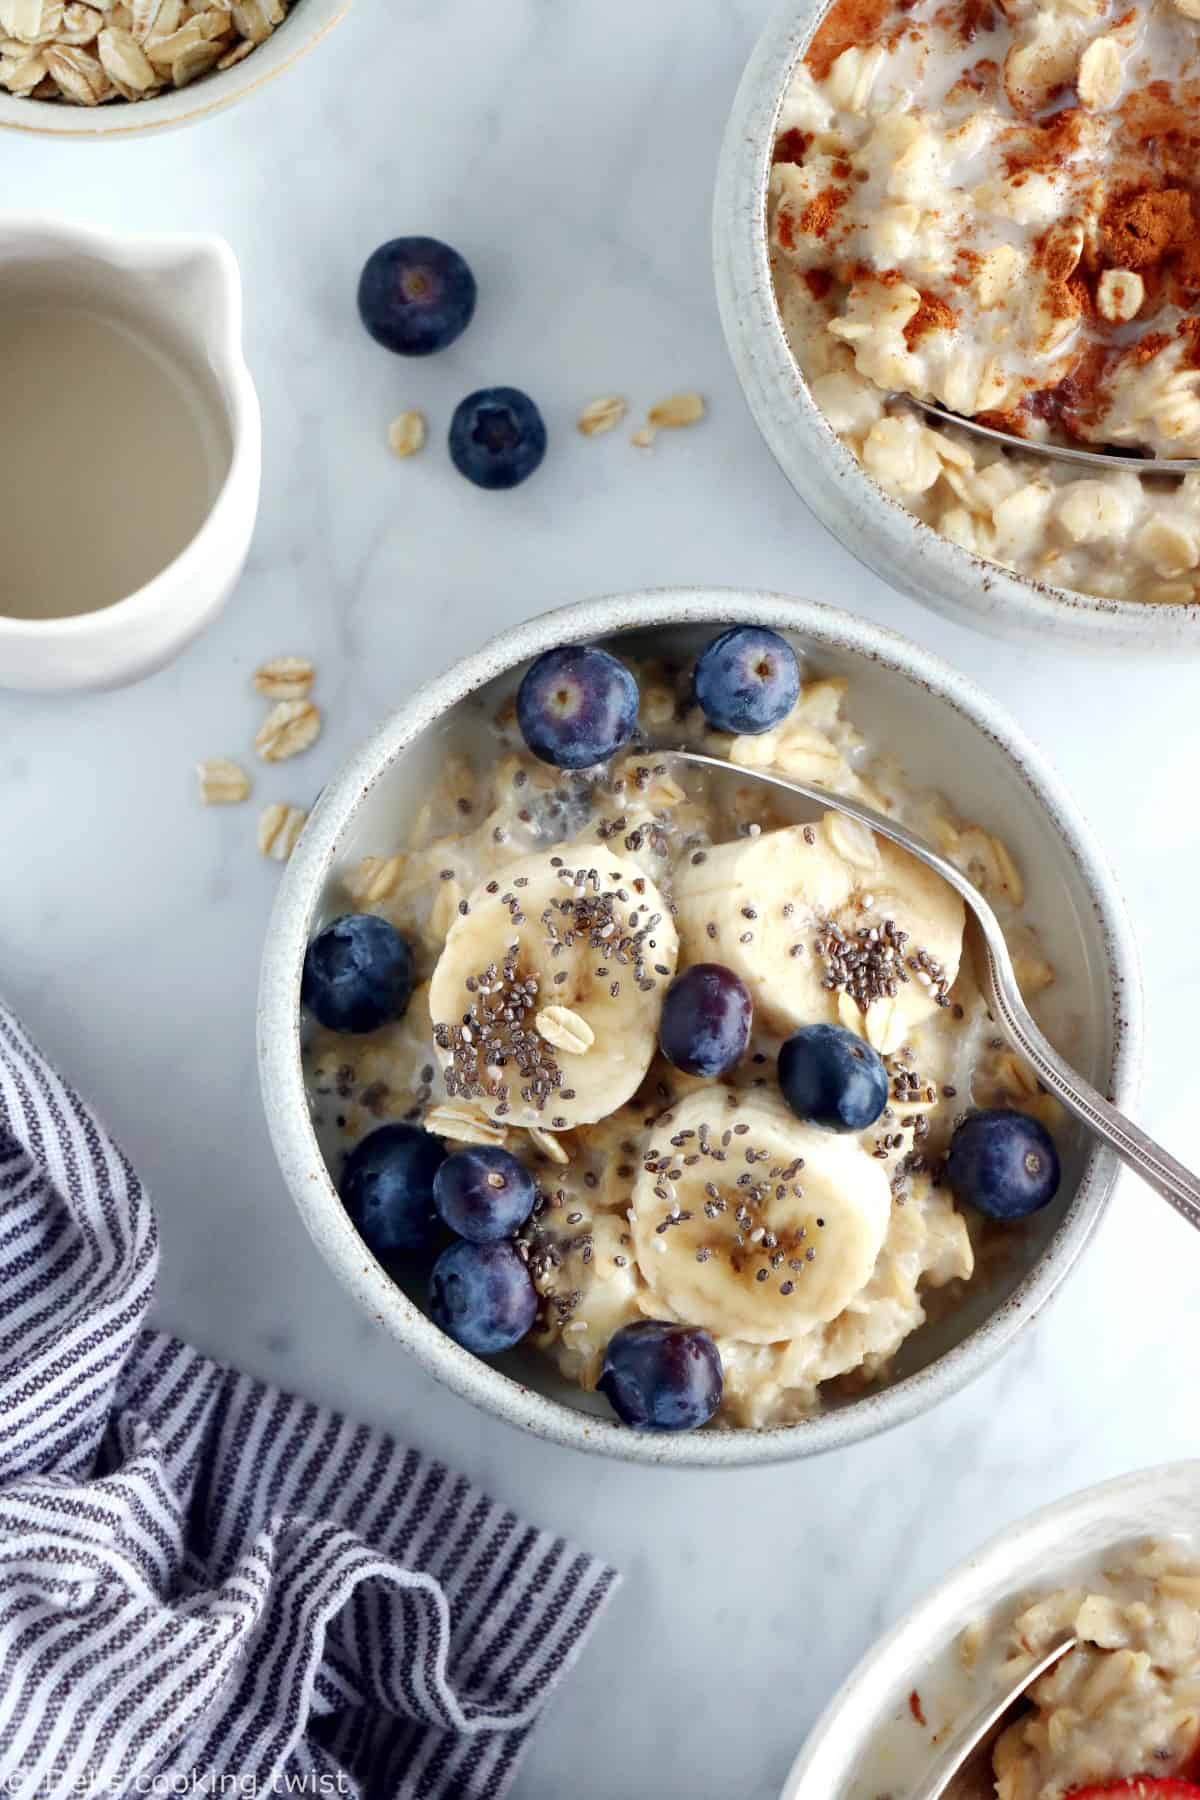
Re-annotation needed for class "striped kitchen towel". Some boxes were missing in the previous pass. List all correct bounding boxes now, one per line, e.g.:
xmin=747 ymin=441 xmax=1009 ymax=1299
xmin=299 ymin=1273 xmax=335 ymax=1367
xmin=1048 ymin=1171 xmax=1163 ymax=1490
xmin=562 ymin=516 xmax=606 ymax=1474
xmin=0 ymin=1003 xmax=619 ymax=1800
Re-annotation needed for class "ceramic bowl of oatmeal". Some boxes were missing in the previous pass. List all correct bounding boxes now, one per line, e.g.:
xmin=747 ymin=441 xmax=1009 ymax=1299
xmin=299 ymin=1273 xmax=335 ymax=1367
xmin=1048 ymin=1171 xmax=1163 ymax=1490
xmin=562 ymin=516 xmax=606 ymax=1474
xmin=0 ymin=0 xmax=350 ymax=136
xmin=715 ymin=0 xmax=1200 ymax=645
xmin=257 ymin=588 xmax=1139 ymax=1467
xmin=781 ymin=1460 xmax=1200 ymax=1799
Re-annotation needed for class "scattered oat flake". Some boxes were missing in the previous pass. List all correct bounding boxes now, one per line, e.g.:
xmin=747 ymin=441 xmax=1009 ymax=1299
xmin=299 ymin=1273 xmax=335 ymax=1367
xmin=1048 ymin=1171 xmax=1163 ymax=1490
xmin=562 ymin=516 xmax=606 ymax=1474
xmin=535 ymin=1006 xmax=595 ymax=1056
xmin=576 ymin=396 xmax=627 ymax=437
xmin=647 ymin=391 xmax=705 ymax=430
xmin=197 ymin=758 xmax=250 ymax=805
xmin=254 ymin=655 xmax=313 ymax=701
xmin=388 ymin=411 xmax=426 ymax=458
xmin=527 ymin=1126 xmax=570 ymax=1165
xmin=424 ymin=1103 xmax=508 ymax=1148
xmin=258 ymin=801 xmax=307 ymax=861
xmin=255 ymin=698 xmax=321 ymax=762
xmin=631 ymin=426 xmax=657 ymax=450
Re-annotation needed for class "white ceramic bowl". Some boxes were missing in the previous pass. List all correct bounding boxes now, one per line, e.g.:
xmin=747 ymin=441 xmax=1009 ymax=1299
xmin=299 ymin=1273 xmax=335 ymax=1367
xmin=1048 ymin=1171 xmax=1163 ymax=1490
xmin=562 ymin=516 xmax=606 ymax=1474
xmin=781 ymin=1459 xmax=1200 ymax=1798
xmin=0 ymin=0 xmax=350 ymax=139
xmin=713 ymin=0 xmax=1200 ymax=650
xmin=258 ymin=588 xmax=1141 ymax=1468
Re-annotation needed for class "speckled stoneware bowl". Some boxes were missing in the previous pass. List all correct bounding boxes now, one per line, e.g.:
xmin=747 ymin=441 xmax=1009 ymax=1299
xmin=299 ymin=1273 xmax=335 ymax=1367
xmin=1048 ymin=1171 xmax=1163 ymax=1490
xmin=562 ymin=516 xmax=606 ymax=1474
xmin=258 ymin=588 xmax=1141 ymax=1468
xmin=779 ymin=1460 xmax=1200 ymax=1798
xmin=713 ymin=0 xmax=1200 ymax=649
xmin=0 ymin=0 xmax=350 ymax=139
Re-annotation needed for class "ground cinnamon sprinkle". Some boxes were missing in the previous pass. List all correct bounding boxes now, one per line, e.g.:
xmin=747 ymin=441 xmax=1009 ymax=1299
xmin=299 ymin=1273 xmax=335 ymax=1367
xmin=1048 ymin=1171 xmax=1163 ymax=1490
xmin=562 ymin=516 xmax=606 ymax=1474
xmin=773 ymin=127 xmax=811 ymax=166
xmin=1176 ymin=317 xmax=1200 ymax=370
xmin=909 ymin=1690 xmax=928 ymax=1729
xmin=1134 ymin=332 xmax=1172 ymax=364
xmin=948 ymin=57 xmax=999 ymax=98
xmin=1101 ymin=188 xmax=1193 ymax=271
xmin=804 ymin=268 xmax=834 ymax=300
xmin=805 ymin=0 xmax=890 ymax=80
xmin=799 ymin=186 xmax=850 ymax=239
xmin=1001 ymin=107 xmax=1085 ymax=179
xmin=1170 ymin=237 xmax=1200 ymax=305
xmin=903 ymin=290 xmax=957 ymax=348
xmin=777 ymin=210 xmax=796 ymax=250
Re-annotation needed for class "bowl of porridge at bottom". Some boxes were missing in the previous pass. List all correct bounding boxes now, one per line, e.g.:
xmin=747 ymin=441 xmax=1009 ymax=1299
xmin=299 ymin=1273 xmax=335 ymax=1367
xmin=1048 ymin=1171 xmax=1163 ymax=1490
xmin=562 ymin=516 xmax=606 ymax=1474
xmin=0 ymin=0 xmax=351 ymax=138
xmin=715 ymin=0 xmax=1200 ymax=648
xmin=257 ymin=588 xmax=1139 ymax=1468
xmin=781 ymin=1461 xmax=1200 ymax=1800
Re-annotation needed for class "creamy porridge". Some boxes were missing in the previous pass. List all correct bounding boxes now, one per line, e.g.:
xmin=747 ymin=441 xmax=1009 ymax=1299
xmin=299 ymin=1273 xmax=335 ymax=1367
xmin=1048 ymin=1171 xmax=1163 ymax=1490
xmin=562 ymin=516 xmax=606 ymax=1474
xmin=302 ymin=633 xmax=1063 ymax=1431
xmin=770 ymin=0 xmax=1200 ymax=605
xmin=981 ymin=1540 xmax=1200 ymax=1796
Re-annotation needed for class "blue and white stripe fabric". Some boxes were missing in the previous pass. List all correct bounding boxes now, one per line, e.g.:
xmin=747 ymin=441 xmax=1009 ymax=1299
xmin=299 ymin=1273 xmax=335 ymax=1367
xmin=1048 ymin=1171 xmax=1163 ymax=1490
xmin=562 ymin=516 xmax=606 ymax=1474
xmin=0 ymin=1003 xmax=618 ymax=1799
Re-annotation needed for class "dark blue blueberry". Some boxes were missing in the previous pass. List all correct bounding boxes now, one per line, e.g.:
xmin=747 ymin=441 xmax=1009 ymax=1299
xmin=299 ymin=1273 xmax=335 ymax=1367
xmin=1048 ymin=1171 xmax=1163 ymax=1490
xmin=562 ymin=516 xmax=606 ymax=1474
xmin=302 ymin=914 xmax=416 ymax=1034
xmin=433 ymin=1146 xmax=536 ymax=1243
xmin=429 ymin=1239 xmax=538 ymax=1355
xmin=516 ymin=644 xmax=639 ymax=769
xmin=946 ymin=1109 xmax=1061 ymax=1221
xmin=693 ymin=626 xmax=801 ymax=736
xmin=356 ymin=237 xmax=476 ymax=356
xmin=658 ymin=964 xmax=752 ymax=1078
xmin=449 ymin=386 xmax=546 ymax=490
xmin=339 ymin=1123 xmax=446 ymax=1257
xmin=598 ymin=1321 xmax=723 ymax=1432
xmin=778 ymin=1023 xmax=888 ymax=1133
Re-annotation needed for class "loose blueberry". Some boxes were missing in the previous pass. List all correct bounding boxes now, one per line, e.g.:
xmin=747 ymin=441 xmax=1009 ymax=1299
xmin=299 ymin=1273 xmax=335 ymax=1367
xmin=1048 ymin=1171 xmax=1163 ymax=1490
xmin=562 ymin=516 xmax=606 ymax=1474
xmin=302 ymin=914 xmax=416 ymax=1034
xmin=433 ymin=1146 xmax=536 ymax=1243
xmin=429 ymin=1239 xmax=538 ymax=1355
xmin=778 ymin=1023 xmax=889 ymax=1133
xmin=693 ymin=625 xmax=801 ymax=736
xmin=598 ymin=1321 xmax=723 ymax=1432
xmin=356 ymin=237 xmax=476 ymax=356
xmin=449 ymin=386 xmax=547 ymax=490
xmin=946 ymin=1109 xmax=1061 ymax=1221
xmin=339 ymin=1123 xmax=446 ymax=1257
xmin=659 ymin=964 xmax=752 ymax=1078
xmin=516 ymin=644 xmax=639 ymax=769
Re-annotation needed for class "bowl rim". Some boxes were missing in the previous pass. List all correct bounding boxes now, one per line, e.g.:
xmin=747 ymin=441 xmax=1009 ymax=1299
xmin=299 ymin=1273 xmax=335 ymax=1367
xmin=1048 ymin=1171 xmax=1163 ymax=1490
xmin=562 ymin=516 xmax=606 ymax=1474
xmin=257 ymin=586 xmax=1142 ymax=1469
xmin=0 ymin=0 xmax=351 ymax=139
xmin=712 ymin=0 xmax=1200 ymax=647
xmin=779 ymin=1458 xmax=1200 ymax=1797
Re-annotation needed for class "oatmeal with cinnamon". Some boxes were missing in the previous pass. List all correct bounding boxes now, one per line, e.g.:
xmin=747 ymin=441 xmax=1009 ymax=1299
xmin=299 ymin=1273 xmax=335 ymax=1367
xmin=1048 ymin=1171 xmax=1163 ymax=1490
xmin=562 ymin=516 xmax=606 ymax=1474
xmin=770 ymin=0 xmax=1200 ymax=605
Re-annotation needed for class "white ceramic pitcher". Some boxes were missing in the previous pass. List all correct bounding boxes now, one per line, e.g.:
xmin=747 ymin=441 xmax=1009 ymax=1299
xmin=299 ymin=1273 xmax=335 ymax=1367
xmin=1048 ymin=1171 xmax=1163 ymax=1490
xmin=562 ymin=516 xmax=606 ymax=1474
xmin=0 ymin=217 xmax=261 ymax=694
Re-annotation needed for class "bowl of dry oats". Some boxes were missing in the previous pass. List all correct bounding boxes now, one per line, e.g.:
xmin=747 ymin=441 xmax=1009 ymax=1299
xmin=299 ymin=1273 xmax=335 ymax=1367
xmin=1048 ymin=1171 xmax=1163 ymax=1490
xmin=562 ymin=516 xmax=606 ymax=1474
xmin=257 ymin=587 xmax=1141 ymax=1467
xmin=716 ymin=0 xmax=1200 ymax=646
xmin=0 ymin=0 xmax=350 ymax=134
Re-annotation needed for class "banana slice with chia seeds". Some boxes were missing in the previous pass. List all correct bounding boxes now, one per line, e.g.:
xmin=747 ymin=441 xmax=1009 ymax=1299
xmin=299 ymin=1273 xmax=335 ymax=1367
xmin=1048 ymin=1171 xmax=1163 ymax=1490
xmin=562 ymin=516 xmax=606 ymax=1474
xmin=631 ymin=1086 xmax=892 ymax=1343
xmin=672 ymin=814 xmax=965 ymax=1053
xmin=428 ymin=848 xmax=679 ymax=1131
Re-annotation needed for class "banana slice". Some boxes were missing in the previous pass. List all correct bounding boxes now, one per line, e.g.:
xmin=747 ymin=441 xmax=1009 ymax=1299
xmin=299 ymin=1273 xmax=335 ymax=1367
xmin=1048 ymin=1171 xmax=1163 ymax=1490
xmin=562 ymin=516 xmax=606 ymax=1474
xmin=631 ymin=1086 xmax=891 ymax=1343
xmin=672 ymin=814 xmax=964 ymax=1053
xmin=428 ymin=849 xmax=679 ymax=1130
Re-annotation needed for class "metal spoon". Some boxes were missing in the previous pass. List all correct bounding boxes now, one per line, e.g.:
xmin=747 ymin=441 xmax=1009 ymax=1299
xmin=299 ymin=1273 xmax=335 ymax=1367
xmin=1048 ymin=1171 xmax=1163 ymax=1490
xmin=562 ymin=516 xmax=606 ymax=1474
xmin=908 ymin=395 xmax=1200 ymax=477
xmin=908 ymin=1632 xmax=1077 ymax=1800
xmin=662 ymin=750 xmax=1200 ymax=1230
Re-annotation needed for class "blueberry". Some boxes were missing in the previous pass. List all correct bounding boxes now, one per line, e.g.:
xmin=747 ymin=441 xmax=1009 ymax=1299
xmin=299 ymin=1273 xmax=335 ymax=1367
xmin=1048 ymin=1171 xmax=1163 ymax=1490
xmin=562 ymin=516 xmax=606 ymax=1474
xmin=659 ymin=964 xmax=752 ymax=1078
xmin=449 ymin=387 xmax=547 ymax=490
xmin=516 ymin=644 xmax=639 ymax=769
xmin=693 ymin=626 xmax=801 ymax=736
xmin=302 ymin=914 xmax=416 ymax=1034
xmin=339 ymin=1123 xmax=446 ymax=1257
xmin=598 ymin=1321 xmax=723 ymax=1432
xmin=433 ymin=1146 xmax=536 ymax=1243
xmin=356 ymin=237 xmax=476 ymax=356
xmin=429 ymin=1239 xmax=538 ymax=1355
xmin=947 ymin=1109 xmax=1061 ymax=1221
xmin=778 ymin=1023 xmax=888 ymax=1133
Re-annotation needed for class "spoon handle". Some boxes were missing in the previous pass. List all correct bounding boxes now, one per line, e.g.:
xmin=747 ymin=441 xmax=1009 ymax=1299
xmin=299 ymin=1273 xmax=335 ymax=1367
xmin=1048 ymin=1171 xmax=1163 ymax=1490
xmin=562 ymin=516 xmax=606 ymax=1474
xmin=909 ymin=1633 xmax=1077 ymax=1800
xmin=976 ymin=935 xmax=1200 ymax=1232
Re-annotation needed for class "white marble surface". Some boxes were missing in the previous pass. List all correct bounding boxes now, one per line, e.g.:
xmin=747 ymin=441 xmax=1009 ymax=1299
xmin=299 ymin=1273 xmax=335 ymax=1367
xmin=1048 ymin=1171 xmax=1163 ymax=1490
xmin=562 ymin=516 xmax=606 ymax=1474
xmin=3 ymin=4 xmax=1200 ymax=1795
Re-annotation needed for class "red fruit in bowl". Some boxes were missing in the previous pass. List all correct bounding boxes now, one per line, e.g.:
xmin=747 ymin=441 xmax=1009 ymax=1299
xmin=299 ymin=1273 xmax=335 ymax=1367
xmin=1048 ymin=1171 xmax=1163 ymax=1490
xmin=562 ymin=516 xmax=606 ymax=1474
xmin=1065 ymin=1779 xmax=1200 ymax=1798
